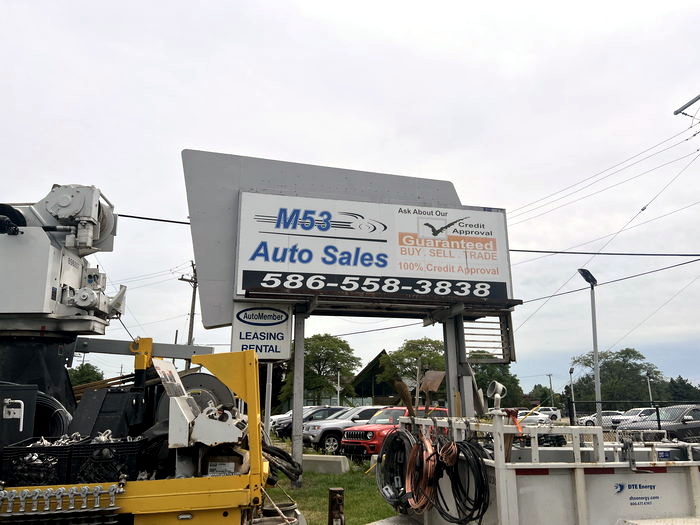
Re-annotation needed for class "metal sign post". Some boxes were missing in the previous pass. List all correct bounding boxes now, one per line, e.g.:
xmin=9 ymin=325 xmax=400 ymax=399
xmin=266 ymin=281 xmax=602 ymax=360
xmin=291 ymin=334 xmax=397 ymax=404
xmin=291 ymin=313 xmax=306 ymax=488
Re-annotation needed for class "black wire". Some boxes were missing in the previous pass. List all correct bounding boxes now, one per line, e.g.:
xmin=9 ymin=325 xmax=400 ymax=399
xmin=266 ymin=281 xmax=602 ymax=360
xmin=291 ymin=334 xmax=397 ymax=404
xmin=333 ymin=322 xmax=422 ymax=337
xmin=511 ymin=249 xmax=700 ymax=257
xmin=510 ymin=149 xmax=700 ymax=225
xmin=510 ymin=122 xmax=700 ymax=214
xmin=431 ymin=438 xmax=490 ymax=524
xmin=523 ymin=257 xmax=700 ymax=304
xmin=119 ymin=213 xmax=190 ymax=225
xmin=118 ymin=317 xmax=136 ymax=340
xmin=261 ymin=443 xmax=303 ymax=482
xmin=510 ymin=138 xmax=700 ymax=219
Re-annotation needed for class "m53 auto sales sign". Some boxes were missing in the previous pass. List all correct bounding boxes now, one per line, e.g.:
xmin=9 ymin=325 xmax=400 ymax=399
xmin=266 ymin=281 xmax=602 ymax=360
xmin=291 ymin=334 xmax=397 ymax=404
xmin=236 ymin=192 xmax=513 ymax=303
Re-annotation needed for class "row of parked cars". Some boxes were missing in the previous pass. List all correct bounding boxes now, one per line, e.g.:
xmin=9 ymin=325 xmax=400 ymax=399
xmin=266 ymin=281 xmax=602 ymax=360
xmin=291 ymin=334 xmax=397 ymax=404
xmin=270 ymin=403 xmax=700 ymax=456
xmin=269 ymin=404 xmax=447 ymax=457
xmin=576 ymin=405 xmax=700 ymax=441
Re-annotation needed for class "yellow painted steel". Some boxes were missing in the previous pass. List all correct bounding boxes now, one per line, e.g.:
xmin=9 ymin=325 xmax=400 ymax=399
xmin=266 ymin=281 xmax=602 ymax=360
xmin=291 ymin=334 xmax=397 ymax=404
xmin=192 ymin=350 xmax=266 ymax=496
xmin=129 ymin=337 xmax=154 ymax=370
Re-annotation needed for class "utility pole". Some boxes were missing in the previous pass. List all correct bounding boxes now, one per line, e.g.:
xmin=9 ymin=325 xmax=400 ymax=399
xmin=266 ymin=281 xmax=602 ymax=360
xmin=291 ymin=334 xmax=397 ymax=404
xmin=546 ymin=373 xmax=554 ymax=406
xmin=415 ymin=357 xmax=422 ymax=409
xmin=178 ymin=261 xmax=197 ymax=369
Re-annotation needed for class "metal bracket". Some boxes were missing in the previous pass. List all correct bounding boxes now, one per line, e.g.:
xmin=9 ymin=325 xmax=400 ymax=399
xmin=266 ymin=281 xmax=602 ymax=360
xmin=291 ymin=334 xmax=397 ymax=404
xmin=2 ymin=398 xmax=24 ymax=432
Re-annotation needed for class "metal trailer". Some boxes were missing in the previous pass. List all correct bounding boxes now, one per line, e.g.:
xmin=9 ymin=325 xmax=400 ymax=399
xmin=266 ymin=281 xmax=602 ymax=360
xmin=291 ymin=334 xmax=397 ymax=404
xmin=402 ymin=415 xmax=700 ymax=525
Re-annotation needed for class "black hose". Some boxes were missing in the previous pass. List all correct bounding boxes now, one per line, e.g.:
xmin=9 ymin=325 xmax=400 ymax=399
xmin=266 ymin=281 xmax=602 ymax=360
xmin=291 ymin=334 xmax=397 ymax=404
xmin=375 ymin=428 xmax=416 ymax=514
xmin=262 ymin=443 xmax=303 ymax=483
xmin=34 ymin=391 xmax=72 ymax=437
xmin=431 ymin=438 xmax=491 ymax=524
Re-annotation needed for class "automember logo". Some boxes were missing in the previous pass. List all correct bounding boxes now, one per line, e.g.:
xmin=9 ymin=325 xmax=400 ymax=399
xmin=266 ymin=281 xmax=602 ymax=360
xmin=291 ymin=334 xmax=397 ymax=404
xmin=236 ymin=308 xmax=289 ymax=326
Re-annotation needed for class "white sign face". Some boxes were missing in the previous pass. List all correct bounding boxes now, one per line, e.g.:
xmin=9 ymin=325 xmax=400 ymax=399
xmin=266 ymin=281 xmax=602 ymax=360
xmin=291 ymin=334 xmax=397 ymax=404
xmin=236 ymin=193 xmax=513 ymax=302
xmin=232 ymin=303 xmax=292 ymax=360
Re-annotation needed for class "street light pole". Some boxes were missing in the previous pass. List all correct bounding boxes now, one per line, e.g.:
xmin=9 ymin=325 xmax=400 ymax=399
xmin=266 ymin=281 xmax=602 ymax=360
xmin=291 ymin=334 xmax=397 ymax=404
xmin=578 ymin=268 xmax=602 ymax=428
xmin=337 ymin=369 xmax=341 ymax=406
xmin=569 ymin=367 xmax=577 ymax=422
xmin=646 ymin=374 xmax=654 ymax=407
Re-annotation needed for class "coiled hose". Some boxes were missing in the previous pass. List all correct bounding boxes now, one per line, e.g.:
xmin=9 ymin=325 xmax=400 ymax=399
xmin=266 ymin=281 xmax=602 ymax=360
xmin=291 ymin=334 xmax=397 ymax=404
xmin=375 ymin=428 xmax=416 ymax=513
xmin=405 ymin=434 xmax=437 ymax=513
xmin=262 ymin=443 xmax=303 ymax=485
xmin=34 ymin=391 xmax=72 ymax=436
xmin=432 ymin=437 xmax=491 ymax=524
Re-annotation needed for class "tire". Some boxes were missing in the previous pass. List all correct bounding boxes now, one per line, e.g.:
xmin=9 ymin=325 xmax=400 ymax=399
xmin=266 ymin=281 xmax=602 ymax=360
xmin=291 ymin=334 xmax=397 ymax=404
xmin=550 ymin=414 xmax=558 ymax=421
xmin=322 ymin=432 xmax=342 ymax=455
xmin=585 ymin=420 xmax=594 ymax=426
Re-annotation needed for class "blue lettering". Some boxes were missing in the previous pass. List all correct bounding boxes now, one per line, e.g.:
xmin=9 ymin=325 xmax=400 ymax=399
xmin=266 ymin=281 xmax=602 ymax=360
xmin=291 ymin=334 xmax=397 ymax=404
xmin=322 ymin=245 xmax=338 ymax=264
xmin=249 ymin=241 xmax=270 ymax=261
xmin=317 ymin=211 xmax=332 ymax=231
xmin=275 ymin=208 xmax=300 ymax=229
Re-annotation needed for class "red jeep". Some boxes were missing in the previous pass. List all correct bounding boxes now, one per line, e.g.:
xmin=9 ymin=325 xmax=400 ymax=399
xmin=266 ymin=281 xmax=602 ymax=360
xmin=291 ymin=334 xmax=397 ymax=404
xmin=340 ymin=406 xmax=447 ymax=457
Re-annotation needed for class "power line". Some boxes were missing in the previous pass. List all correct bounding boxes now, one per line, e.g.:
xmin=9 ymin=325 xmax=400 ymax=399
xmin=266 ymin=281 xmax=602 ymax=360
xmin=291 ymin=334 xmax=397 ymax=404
xmin=511 ymin=249 xmax=700 ymax=257
xmin=331 ymin=322 xmax=423 ymax=338
xmin=198 ymin=260 xmax=700 ymax=345
xmin=510 ymin=149 xmax=700 ymax=225
xmin=94 ymin=254 xmax=147 ymax=337
xmin=515 ymin=150 xmax=700 ymax=332
xmin=511 ymin=122 xmax=700 ymax=214
xmin=522 ymin=258 xmax=700 ymax=303
xmin=127 ymin=276 xmax=182 ymax=290
xmin=119 ymin=213 xmax=190 ymax=225
xmin=604 ymin=273 xmax=700 ymax=351
xmin=512 ymin=200 xmax=700 ymax=266
xmin=111 ymin=261 xmax=191 ymax=284
xmin=108 ymin=314 xmax=189 ymax=332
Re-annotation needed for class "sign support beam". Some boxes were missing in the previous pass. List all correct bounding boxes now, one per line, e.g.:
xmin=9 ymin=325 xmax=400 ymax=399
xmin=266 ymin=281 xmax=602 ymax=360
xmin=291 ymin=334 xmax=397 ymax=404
xmin=291 ymin=311 xmax=307 ymax=488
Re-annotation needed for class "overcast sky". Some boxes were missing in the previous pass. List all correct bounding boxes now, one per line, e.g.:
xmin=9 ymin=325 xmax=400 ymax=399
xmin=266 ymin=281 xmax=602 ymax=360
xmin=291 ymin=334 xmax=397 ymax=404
xmin=3 ymin=1 xmax=699 ymax=396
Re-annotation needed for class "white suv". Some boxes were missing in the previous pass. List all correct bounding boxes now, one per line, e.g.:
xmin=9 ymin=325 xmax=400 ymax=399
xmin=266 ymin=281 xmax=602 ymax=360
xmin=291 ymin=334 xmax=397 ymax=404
xmin=537 ymin=407 xmax=562 ymax=420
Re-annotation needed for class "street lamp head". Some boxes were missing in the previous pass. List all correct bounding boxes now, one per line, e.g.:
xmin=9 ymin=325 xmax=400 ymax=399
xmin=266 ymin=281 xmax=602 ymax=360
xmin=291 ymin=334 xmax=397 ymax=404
xmin=578 ymin=268 xmax=597 ymax=287
xmin=569 ymin=367 xmax=575 ymax=375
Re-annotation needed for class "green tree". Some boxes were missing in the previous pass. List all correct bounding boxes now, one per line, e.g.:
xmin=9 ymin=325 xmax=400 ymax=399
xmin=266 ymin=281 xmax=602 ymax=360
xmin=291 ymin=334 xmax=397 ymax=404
xmin=527 ymin=383 xmax=560 ymax=408
xmin=667 ymin=376 xmax=700 ymax=402
xmin=68 ymin=363 xmax=104 ymax=386
xmin=471 ymin=362 xmax=525 ymax=408
xmin=377 ymin=338 xmax=445 ymax=384
xmin=280 ymin=334 xmax=361 ymax=404
xmin=571 ymin=348 xmax=664 ymax=410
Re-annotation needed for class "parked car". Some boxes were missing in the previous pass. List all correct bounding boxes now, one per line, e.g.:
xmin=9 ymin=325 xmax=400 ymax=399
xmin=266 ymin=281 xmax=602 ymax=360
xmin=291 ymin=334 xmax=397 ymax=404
xmin=516 ymin=410 xmax=551 ymax=426
xmin=303 ymin=405 xmax=384 ymax=453
xmin=273 ymin=405 xmax=346 ymax=439
xmin=340 ymin=406 xmax=448 ymax=458
xmin=269 ymin=406 xmax=317 ymax=426
xmin=617 ymin=404 xmax=700 ymax=442
xmin=577 ymin=411 xmax=624 ymax=427
xmin=537 ymin=407 xmax=562 ymax=420
xmin=610 ymin=407 xmax=657 ymax=428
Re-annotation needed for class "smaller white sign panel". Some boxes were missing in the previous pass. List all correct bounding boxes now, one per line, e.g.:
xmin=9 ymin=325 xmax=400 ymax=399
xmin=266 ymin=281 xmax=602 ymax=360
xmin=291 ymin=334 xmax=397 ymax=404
xmin=232 ymin=303 xmax=292 ymax=360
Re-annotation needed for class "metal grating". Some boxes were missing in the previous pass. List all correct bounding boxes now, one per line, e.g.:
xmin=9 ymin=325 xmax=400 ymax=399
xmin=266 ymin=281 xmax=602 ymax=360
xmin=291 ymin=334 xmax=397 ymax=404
xmin=463 ymin=311 xmax=515 ymax=364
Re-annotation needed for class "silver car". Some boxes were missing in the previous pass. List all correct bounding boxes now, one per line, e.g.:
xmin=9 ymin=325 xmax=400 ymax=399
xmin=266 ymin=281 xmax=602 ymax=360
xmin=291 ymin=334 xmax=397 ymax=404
xmin=303 ymin=405 xmax=384 ymax=453
xmin=577 ymin=411 xmax=624 ymax=428
xmin=516 ymin=410 xmax=550 ymax=426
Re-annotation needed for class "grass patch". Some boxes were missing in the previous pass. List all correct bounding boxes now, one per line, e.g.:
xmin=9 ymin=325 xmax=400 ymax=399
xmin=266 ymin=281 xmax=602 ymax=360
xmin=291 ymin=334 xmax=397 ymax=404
xmin=265 ymin=462 xmax=397 ymax=525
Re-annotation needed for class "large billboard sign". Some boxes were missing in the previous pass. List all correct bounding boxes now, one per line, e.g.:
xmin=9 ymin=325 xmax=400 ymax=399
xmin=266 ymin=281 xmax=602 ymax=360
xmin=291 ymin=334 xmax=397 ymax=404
xmin=236 ymin=192 xmax=513 ymax=302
